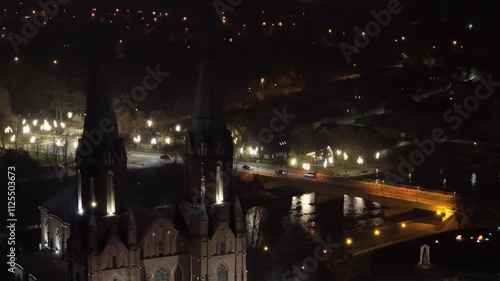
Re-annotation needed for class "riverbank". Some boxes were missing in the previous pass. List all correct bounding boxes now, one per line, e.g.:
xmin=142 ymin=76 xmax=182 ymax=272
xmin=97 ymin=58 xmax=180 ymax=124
xmin=353 ymin=227 xmax=500 ymax=280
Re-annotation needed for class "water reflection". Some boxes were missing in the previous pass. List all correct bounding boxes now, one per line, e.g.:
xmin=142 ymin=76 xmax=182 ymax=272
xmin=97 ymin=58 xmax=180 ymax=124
xmin=245 ymin=193 xmax=385 ymax=280
xmin=291 ymin=193 xmax=316 ymax=232
xmin=343 ymin=195 xmax=383 ymax=230
xmin=246 ymin=193 xmax=383 ymax=248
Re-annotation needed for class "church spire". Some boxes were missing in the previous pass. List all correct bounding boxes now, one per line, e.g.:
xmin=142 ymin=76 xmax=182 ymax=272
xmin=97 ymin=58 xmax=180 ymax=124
xmin=82 ymin=22 xmax=119 ymax=144
xmin=75 ymin=19 xmax=128 ymax=217
xmin=190 ymin=19 xmax=227 ymax=133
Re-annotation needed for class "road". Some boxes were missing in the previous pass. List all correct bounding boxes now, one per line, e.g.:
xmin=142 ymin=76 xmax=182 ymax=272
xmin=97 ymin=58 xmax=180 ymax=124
xmin=127 ymin=151 xmax=173 ymax=169
xmin=238 ymin=161 xmax=455 ymax=211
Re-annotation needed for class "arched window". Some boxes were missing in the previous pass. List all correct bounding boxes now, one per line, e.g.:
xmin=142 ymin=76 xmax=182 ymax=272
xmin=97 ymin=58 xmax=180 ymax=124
xmin=55 ymin=228 xmax=61 ymax=251
xmin=44 ymin=219 xmax=49 ymax=244
xmin=220 ymin=242 xmax=225 ymax=254
xmin=215 ymin=161 xmax=224 ymax=204
xmin=107 ymin=171 xmax=115 ymax=215
xmin=158 ymin=241 xmax=165 ymax=256
xmin=174 ymin=267 xmax=182 ymax=281
xmin=90 ymin=177 xmax=96 ymax=207
xmin=154 ymin=266 xmax=169 ymax=281
xmin=217 ymin=263 xmax=228 ymax=281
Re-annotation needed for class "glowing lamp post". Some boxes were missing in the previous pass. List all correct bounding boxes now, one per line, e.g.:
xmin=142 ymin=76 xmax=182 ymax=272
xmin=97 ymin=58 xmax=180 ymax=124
xmin=357 ymin=156 xmax=363 ymax=164
xmin=151 ymin=137 xmax=158 ymax=150
xmin=343 ymin=152 xmax=348 ymax=170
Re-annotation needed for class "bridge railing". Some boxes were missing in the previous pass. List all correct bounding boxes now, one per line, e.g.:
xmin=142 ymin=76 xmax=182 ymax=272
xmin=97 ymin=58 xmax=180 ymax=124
xmin=239 ymin=171 xmax=455 ymax=208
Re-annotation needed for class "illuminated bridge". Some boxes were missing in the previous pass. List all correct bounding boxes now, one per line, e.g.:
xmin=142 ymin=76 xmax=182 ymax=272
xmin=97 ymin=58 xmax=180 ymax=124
xmin=237 ymin=170 xmax=456 ymax=220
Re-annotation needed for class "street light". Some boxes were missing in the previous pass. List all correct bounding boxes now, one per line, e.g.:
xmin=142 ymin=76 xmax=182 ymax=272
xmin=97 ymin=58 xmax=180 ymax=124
xmin=165 ymin=137 xmax=171 ymax=144
xmin=357 ymin=156 xmax=363 ymax=164
xmin=375 ymin=152 xmax=380 ymax=159
xmin=67 ymin=112 xmax=73 ymax=119
xmin=343 ymin=152 xmax=348 ymax=170
xmin=409 ymin=173 xmax=412 ymax=186
xmin=175 ymin=125 xmax=181 ymax=132
xmin=147 ymin=119 xmax=153 ymax=127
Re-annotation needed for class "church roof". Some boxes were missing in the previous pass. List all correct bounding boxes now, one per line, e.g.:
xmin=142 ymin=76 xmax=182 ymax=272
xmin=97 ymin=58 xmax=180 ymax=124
xmin=39 ymin=183 xmax=77 ymax=224
xmin=17 ymin=249 xmax=67 ymax=281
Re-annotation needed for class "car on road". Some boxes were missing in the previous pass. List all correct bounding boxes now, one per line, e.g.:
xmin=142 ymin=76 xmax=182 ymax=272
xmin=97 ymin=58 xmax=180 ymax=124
xmin=160 ymin=154 xmax=171 ymax=159
xmin=304 ymin=172 xmax=317 ymax=178
xmin=275 ymin=169 xmax=286 ymax=175
xmin=242 ymin=165 xmax=253 ymax=170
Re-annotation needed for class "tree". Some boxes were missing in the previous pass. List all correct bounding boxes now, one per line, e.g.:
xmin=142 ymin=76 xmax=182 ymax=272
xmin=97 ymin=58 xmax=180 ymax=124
xmin=117 ymin=110 xmax=145 ymax=137
xmin=71 ymin=90 xmax=86 ymax=116
xmin=289 ymin=123 xmax=320 ymax=160
xmin=149 ymin=110 xmax=169 ymax=127
xmin=0 ymin=87 xmax=14 ymax=148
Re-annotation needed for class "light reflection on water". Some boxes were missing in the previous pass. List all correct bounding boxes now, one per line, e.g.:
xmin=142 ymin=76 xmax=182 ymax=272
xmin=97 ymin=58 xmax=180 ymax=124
xmin=291 ymin=193 xmax=316 ymax=231
xmin=246 ymin=193 xmax=384 ymax=247
xmin=344 ymin=194 xmax=384 ymax=230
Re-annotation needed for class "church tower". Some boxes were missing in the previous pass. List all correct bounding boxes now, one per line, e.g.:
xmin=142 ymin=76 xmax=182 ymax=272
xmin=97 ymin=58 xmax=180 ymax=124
xmin=180 ymin=22 xmax=247 ymax=281
xmin=67 ymin=20 xmax=140 ymax=281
